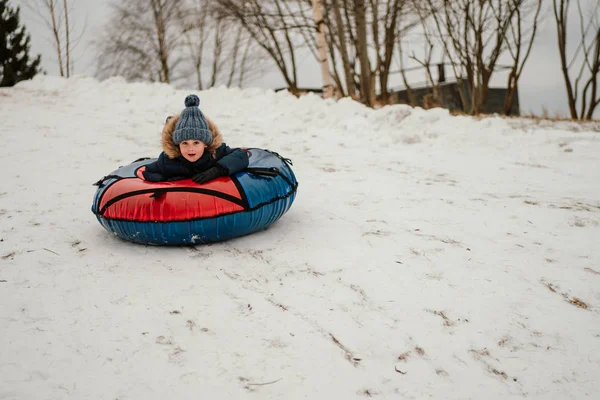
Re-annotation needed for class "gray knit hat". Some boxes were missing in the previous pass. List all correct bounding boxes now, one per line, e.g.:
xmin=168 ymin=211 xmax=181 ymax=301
xmin=172 ymin=94 xmax=213 ymax=145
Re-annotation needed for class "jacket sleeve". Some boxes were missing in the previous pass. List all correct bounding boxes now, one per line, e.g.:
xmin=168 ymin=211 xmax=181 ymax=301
xmin=216 ymin=145 xmax=250 ymax=175
xmin=142 ymin=154 xmax=167 ymax=182
xmin=142 ymin=169 xmax=167 ymax=182
xmin=142 ymin=152 xmax=191 ymax=182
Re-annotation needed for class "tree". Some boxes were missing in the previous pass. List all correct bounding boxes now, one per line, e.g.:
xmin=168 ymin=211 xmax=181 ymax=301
xmin=554 ymin=0 xmax=600 ymax=120
xmin=95 ymin=0 xmax=187 ymax=84
xmin=312 ymin=0 xmax=334 ymax=98
xmin=330 ymin=0 xmax=356 ymax=98
xmin=503 ymin=0 xmax=543 ymax=115
xmin=424 ymin=0 xmax=521 ymax=114
xmin=322 ymin=1 xmax=416 ymax=104
xmin=0 ymin=0 xmax=41 ymax=86
xmin=401 ymin=0 xmax=443 ymax=108
xmin=24 ymin=0 xmax=84 ymax=77
xmin=213 ymin=1 xmax=416 ymax=105
xmin=354 ymin=0 xmax=373 ymax=105
xmin=215 ymin=0 xmax=308 ymax=95
xmin=370 ymin=0 xmax=409 ymax=105
xmin=180 ymin=0 xmax=262 ymax=90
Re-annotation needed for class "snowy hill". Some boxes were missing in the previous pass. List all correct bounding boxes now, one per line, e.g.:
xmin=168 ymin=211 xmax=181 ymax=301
xmin=1 ymin=76 xmax=599 ymax=399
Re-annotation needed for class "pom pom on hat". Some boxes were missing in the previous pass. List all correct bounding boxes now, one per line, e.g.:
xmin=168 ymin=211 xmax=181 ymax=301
xmin=172 ymin=94 xmax=212 ymax=146
xmin=185 ymin=94 xmax=200 ymax=107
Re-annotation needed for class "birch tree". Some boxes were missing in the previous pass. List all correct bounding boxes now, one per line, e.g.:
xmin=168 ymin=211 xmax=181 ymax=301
xmin=312 ymin=0 xmax=334 ymax=98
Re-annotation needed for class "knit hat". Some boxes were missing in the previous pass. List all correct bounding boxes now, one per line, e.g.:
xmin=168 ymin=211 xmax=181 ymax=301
xmin=172 ymin=94 xmax=213 ymax=145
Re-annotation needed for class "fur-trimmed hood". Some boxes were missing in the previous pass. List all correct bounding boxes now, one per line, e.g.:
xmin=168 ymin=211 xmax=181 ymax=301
xmin=162 ymin=115 xmax=223 ymax=159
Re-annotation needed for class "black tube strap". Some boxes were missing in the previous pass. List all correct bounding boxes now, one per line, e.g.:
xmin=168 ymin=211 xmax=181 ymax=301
xmin=93 ymin=175 xmax=123 ymax=187
xmin=245 ymin=167 xmax=279 ymax=177
xmin=265 ymin=150 xmax=293 ymax=166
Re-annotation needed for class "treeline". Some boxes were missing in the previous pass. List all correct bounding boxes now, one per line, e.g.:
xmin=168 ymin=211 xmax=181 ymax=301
xmin=6 ymin=0 xmax=599 ymax=119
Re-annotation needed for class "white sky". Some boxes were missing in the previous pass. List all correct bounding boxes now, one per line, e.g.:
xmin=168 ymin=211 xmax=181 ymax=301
xmin=12 ymin=0 xmax=594 ymax=118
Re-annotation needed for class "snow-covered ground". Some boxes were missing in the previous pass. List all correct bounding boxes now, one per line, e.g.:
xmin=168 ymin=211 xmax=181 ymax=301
xmin=1 ymin=76 xmax=599 ymax=399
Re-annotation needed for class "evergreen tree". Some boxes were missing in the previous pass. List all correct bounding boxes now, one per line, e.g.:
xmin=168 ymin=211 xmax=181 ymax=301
xmin=1 ymin=0 xmax=41 ymax=87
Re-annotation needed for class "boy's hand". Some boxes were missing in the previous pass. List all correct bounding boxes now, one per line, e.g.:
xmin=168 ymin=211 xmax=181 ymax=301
xmin=192 ymin=165 xmax=227 ymax=184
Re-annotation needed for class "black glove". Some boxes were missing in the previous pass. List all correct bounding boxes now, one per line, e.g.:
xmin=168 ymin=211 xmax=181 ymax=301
xmin=192 ymin=165 xmax=227 ymax=184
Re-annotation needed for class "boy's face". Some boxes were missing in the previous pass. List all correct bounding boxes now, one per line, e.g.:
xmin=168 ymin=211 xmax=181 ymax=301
xmin=179 ymin=140 xmax=206 ymax=162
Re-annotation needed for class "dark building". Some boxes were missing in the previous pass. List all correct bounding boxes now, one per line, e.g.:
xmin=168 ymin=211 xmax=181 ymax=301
xmin=275 ymin=87 xmax=324 ymax=95
xmin=389 ymin=64 xmax=520 ymax=115
xmin=275 ymin=65 xmax=519 ymax=115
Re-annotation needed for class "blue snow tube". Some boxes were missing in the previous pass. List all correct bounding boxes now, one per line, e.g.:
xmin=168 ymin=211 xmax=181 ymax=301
xmin=91 ymin=148 xmax=298 ymax=245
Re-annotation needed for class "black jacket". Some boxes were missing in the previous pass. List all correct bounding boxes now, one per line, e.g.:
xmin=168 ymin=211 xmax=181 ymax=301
xmin=142 ymin=144 xmax=249 ymax=182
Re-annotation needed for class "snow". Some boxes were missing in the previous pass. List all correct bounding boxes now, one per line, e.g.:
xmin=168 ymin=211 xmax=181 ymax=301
xmin=1 ymin=75 xmax=599 ymax=399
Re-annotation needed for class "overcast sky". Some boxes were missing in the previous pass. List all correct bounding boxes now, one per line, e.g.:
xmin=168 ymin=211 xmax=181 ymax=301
xmin=13 ymin=0 xmax=596 ymax=118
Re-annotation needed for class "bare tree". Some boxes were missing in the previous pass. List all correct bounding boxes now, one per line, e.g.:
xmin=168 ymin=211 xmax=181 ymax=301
xmin=397 ymin=0 xmax=441 ymax=107
xmin=181 ymin=0 xmax=210 ymax=89
xmin=554 ymin=0 xmax=600 ymax=120
xmin=312 ymin=0 xmax=335 ymax=98
xmin=370 ymin=0 xmax=410 ymax=105
xmin=180 ymin=1 xmax=260 ymax=89
xmin=208 ymin=1 xmax=417 ymax=106
xmin=354 ymin=0 xmax=374 ymax=105
xmin=215 ymin=0 xmax=311 ymax=95
xmin=503 ymin=0 xmax=543 ymax=115
xmin=330 ymin=0 xmax=357 ymax=98
xmin=274 ymin=0 xmax=353 ymax=98
xmin=62 ymin=0 xmax=70 ymax=76
xmin=424 ymin=0 xmax=521 ymax=114
xmin=408 ymin=34 xmax=440 ymax=106
xmin=25 ymin=0 xmax=84 ymax=77
xmin=397 ymin=41 xmax=418 ymax=106
xmin=322 ymin=0 xmax=374 ymax=104
xmin=95 ymin=0 xmax=186 ymax=84
xmin=322 ymin=1 xmax=417 ymax=104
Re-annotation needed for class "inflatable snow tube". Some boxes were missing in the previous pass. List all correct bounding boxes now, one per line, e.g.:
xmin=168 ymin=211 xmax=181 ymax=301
xmin=91 ymin=148 xmax=298 ymax=245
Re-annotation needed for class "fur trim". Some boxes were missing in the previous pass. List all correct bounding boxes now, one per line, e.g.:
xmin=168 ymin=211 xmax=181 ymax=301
xmin=162 ymin=115 xmax=223 ymax=159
